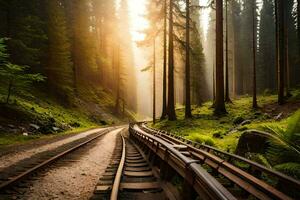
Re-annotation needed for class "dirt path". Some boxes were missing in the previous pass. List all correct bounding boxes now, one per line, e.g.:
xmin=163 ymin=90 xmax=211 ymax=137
xmin=0 ymin=128 xmax=106 ymax=170
xmin=21 ymin=128 xmax=122 ymax=200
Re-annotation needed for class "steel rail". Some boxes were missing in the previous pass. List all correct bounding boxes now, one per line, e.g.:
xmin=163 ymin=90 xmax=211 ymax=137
xmin=130 ymin=124 xmax=236 ymax=200
xmin=141 ymin=123 xmax=300 ymax=185
xmin=0 ymin=128 xmax=114 ymax=191
xmin=110 ymin=134 xmax=126 ymax=200
xmin=139 ymin=123 xmax=300 ymax=199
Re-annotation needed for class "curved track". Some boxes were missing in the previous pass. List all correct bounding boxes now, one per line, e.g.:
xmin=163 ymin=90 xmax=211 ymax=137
xmin=0 ymin=127 xmax=116 ymax=195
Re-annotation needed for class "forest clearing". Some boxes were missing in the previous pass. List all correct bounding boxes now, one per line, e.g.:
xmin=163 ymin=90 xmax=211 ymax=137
xmin=0 ymin=0 xmax=300 ymax=199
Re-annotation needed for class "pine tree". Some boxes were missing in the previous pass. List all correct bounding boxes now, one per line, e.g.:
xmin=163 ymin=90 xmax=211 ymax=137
xmin=161 ymin=0 xmax=168 ymax=120
xmin=168 ymin=0 xmax=177 ymax=120
xmin=214 ymin=0 xmax=227 ymax=115
xmin=185 ymin=0 xmax=192 ymax=118
xmin=46 ymin=0 xmax=73 ymax=101
xmin=258 ymin=0 xmax=276 ymax=92
xmin=276 ymin=0 xmax=285 ymax=105
xmin=252 ymin=0 xmax=258 ymax=109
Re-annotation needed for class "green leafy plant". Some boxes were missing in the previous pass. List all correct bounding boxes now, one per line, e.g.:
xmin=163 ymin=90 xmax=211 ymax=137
xmin=0 ymin=38 xmax=45 ymax=103
xmin=265 ymin=110 xmax=300 ymax=179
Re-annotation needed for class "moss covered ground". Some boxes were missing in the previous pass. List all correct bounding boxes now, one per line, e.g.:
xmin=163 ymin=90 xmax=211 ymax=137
xmin=0 ymin=87 xmax=127 ymax=147
xmin=151 ymin=90 xmax=300 ymax=153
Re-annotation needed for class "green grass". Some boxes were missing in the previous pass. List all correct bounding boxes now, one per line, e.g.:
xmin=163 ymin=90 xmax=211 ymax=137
xmin=152 ymin=92 xmax=299 ymax=153
xmin=0 ymin=90 xmax=114 ymax=146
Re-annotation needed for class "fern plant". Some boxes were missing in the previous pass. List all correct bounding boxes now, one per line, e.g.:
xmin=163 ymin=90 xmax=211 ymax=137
xmin=265 ymin=110 xmax=300 ymax=179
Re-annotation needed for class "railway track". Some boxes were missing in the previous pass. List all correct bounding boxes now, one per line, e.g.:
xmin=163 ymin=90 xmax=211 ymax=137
xmin=92 ymin=130 xmax=167 ymax=200
xmin=2 ymin=123 xmax=299 ymax=199
xmin=0 ymin=127 xmax=117 ymax=197
xmin=137 ymin=123 xmax=300 ymax=200
xmin=92 ymin=126 xmax=235 ymax=200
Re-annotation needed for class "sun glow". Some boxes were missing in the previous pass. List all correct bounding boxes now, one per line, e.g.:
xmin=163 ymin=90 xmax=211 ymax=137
xmin=128 ymin=0 xmax=149 ymax=42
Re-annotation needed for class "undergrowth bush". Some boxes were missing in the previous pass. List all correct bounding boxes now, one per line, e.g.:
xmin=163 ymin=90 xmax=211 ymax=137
xmin=186 ymin=134 xmax=215 ymax=146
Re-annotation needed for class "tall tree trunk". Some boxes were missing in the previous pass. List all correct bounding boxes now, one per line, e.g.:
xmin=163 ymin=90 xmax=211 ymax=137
xmin=225 ymin=0 xmax=231 ymax=103
xmin=214 ymin=0 xmax=227 ymax=115
xmin=6 ymin=81 xmax=12 ymax=104
xmin=252 ymin=1 xmax=258 ymax=109
xmin=284 ymin=6 xmax=291 ymax=97
xmin=115 ymin=44 xmax=120 ymax=113
xmin=161 ymin=0 xmax=168 ymax=120
xmin=167 ymin=0 xmax=177 ymax=120
xmin=153 ymin=38 xmax=156 ymax=124
xmin=277 ymin=0 xmax=285 ymax=105
xmin=185 ymin=0 xmax=192 ymax=118
xmin=298 ymin=0 xmax=300 ymax=51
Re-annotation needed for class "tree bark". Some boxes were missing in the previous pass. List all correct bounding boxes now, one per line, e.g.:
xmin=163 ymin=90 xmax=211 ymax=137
xmin=284 ymin=5 xmax=291 ymax=97
xmin=185 ymin=0 xmax=192 ymax=118
xmin=167 ymin=0 xmax=177 ymax=120
xmin=214 ymin=0 xmax=227 ymax=115
xmin=153 ymin=38 xmax=156 ymax=124
xmin=115 ymin=44 xmax=121 ymax=113
xmin=252 ymin=1 xmax=258 ymax=109
xmin=277 ymin=0 xmax=285 ymax=105
xmin=225 ymin=0 xmax=231 ymax=103
xmin=298 ymin=0 xmax=300 ymax=51
xmin=161 ymin=0 xmax=168 ymax=120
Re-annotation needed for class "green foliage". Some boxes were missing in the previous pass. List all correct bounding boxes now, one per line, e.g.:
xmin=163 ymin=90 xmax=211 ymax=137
xmin=0 ymin=38 xmax=8 ymax=62
xmin=266 ymin=110 xmax=300 ymax=165
xmin=152 ymin=94 xmax=298 ymax=153
xmin=186 ymin=134 xmax=215 ymax=146
xmin=0 ymin=39 xmax=45 ymax=103
xmin=245 ymin=153 xmax=272 ymax=168
xmin=46 ymin=0 xmax=73 ymax=99
xmin=273 ymin=163 xmax=300 ymax=179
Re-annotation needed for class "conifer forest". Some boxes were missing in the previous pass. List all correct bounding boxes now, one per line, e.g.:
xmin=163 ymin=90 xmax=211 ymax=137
xmin=0 ymin=0 xmax=300 ymax=199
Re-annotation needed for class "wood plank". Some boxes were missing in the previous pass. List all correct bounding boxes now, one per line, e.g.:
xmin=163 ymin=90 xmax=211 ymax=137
xmin=125 ymin=166 xmax=151 ymax=171
xmin=126 ymin=156 xmax=143 ymax=160
xmin=94 ymin=185 xmax=112 ymax=193
xmin=126 ymin=159 xmax=146 ymax=163
xmin=120 ymin=182 xmax=160 ymax=190
xmin=124 ymin=171 xmax=153 ymax=177
xmin=125 ymin=162 xmax=148 ymax=167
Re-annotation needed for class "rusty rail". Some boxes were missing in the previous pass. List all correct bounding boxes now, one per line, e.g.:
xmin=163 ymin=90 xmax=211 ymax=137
xmin=0 ymin=127 xmax=116 ymax=192
xmin=110 ymin=134 xmax=125 ymax=200
xmin=130 ymin=124 xmax=236 ymax=200
xmin=134 ymin=123 xmax=300 ymax=200
xmin=140 ymin=123 xmax=300 ymax=189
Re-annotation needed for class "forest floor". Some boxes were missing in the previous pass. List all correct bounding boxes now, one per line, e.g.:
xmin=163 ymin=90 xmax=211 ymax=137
xmin=0 ymin=87 xmax=128 ymax=147
xmin=152 ymin=89 xmax=300 ymax=153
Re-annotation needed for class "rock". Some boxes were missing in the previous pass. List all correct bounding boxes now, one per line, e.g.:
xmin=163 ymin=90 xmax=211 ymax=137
xmin=8 ymin=124 xmax=15 ymax=128
xmin=263 ymin=113 xmax=272 ymax=119
xmin=19 ymin=126 xmax=26 ymax=132
xmin=23 ymin=132 xmax=28 ymax=136
xmin=11 ymin=129 xmax=19 ymax=133
xmin=233 ymin=116 xmax=245 ymax=125
xmin=52 ymin=127 xmax=60 ymax=132
xmin=274 ymin=112 xmax=283 ymax=120
xmin=235 ymin=130 xmax=273 ymax=156
xmin=30 ymin=123 xmax=40 ymax=130
xmin=60 ymin=123 xmax=72 ymax=130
